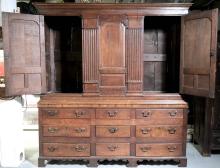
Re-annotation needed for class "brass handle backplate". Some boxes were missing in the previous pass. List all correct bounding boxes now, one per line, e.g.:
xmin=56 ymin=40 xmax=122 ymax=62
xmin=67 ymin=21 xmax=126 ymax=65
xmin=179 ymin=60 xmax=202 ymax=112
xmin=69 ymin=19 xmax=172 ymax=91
xmin=48 ymin=127 xmax=58 ymax=133
xmin=108 ymin=111 xmax=117 ymax=117
xmin=141 ymin=128 xmax=151 ymax=134
xmin=73 ymin=145 xmax=87 ymax=152
xmin=48 ymin=146 xmax=57 ymax=152
xmin=142 ymin=111 xmax=151 ymax=117
xmin=74 ymin=127 xmax=86 ymax=133
xmin=47 ymin=110 xmax=58 ymax=116
xmin=140 ymin=146 xmax=151 ymax=152
xmin=108 ymin=127 xmax=118 ymax=133
xmin=74 ymin=111 xmax=85 ymax=118
xmin=107 ymin=145 xmax=118 ymax=151
xmin=167 ymin=146 xmax=176 ymax=152
xmin=168 ymin=128 xmax=176 ymax=134
xmin=169 ymin=111 xmax=177 ymax=117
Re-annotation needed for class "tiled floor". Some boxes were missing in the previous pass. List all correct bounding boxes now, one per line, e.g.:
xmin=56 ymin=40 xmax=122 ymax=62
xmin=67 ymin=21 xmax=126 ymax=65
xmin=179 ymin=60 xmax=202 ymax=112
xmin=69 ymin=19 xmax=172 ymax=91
xmin=17 ymin=131 xmax=220 ymax=168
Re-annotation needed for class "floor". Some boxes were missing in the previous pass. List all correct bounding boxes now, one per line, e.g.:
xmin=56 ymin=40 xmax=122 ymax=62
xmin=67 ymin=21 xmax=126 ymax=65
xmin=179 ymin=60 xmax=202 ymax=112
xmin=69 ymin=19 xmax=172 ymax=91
xmin=13 ymin=131 xmax=220 ymax=168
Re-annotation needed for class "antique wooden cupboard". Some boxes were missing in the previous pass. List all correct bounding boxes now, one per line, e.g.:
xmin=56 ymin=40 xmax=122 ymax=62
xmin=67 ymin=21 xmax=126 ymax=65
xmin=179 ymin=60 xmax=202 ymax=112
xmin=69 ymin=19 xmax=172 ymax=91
xmin=2 ymin=2 xmax=219 ymax=167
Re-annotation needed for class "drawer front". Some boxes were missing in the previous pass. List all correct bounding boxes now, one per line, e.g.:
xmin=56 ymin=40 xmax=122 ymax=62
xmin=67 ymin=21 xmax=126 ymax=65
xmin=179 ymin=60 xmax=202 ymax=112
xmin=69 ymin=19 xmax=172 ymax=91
xmin=136 ymin=109 xmax=183 ymax=119
xmin=96 ymin=126 xmax=130 ymax=137
xmin=96 ymin=143 xmax=130 ymax=156
xmin=136 ymin=125 xmax=182 ymax=140
xmin=43 ymin=143 xmax=90 ymax=157
xmin=96 ymin=109 xmax=131 ymax=119
xmin=136 ymin=143 xmax=182 ymax=157
xmin=41 ymin=108 xmax=93 ymax=119
xmin=43 ymin=125 xmax=90 ymax=137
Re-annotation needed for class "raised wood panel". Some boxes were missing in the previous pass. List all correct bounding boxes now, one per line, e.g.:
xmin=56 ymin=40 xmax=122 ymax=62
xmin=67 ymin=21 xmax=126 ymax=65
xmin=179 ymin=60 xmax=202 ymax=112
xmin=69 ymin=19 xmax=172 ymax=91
xmin=100 ymin=74 xmax=125 ymax=86
xmin=3 ymin=13 xmax=46 ymax=96
xmin=180 ymin=9 xmax=218 ymax=98
xmin=99 ymin=20 xmax=125 ymax=68
xmin=99 ymin=15 xmax=127 ymax=95
xmin=144 ymin=61 xmax=166 ymax=91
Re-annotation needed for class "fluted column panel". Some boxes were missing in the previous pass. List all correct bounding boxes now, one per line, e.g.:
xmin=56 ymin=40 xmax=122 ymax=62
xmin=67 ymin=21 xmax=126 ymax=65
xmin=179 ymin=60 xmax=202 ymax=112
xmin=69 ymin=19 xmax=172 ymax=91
xmin=126 ymin=16 xmax=144 ymax=95
xmin=82 ymin=16 xmax=99 ymax=94
xmin=83 ymin=29 xmax=98 ymax=83
xmin=126 ymin=28 xmax=143 ymax=94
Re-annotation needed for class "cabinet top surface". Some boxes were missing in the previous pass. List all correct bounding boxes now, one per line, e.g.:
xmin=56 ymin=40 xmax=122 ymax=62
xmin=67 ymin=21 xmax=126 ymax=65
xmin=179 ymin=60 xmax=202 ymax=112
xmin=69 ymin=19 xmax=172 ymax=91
xmin=34 ymin=3 xmax=192 ymax=16
xmin=38 ymin=93 xmax=188 ymax=108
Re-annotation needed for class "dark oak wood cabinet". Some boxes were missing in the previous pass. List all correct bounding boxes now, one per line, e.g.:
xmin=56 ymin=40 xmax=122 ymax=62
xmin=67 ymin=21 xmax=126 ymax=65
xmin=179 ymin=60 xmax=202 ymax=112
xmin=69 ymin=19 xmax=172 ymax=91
xmin=2 ymin=2 xmax=220 ymax=167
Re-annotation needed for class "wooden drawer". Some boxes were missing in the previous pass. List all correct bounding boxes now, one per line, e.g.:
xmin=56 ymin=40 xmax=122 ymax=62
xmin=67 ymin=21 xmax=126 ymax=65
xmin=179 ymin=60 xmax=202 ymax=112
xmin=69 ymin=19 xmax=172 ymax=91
xmin=43 ymin=143 xmax=90 ymax=157
xmin=96 ymin=126 xmax=130 ymax=137
xmin=136 ymin=125 xmax=182 ymax=140
xmin=136 ymin=143 xmax=182 ymax=157
xmin=41 ymin=108 xmax=93 ymax=119
xmin=136 ymin=109 xmax=183 ymax=119
xmin=96 ymin=109 xmax=131 ymax=119
xmin=96 ymin=143 xmax=130 ymax=156
xmin=43 ymin=125 xmax=90 ymax=137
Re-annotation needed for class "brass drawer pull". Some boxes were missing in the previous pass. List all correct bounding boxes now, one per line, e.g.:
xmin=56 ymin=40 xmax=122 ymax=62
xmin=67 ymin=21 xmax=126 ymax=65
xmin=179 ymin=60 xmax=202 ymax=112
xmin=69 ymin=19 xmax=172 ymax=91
xmin=168 ymin=128 xmax=176 ymax=134
xmin=47 ymin=110 xmax=58 ymax=116
xmin=74 ymin=127 xmax=86 ymax=133
xmin=73 ymin=145 xmax=87 ymax=152
xmin=48 ymin=127 xmax=58 ymax=133
xmin=107 ymin=145 xmax=118 ymax=151
xmin=140 ymin=146 xmax=151 ymax=152
xmin=142 ymin=111 xmax=151 ymax=117
xmin=48 ymin=146 xmax=57 ymax=152
xmin=108 ymin=111 xmax=117 ymax=117
xmin=141 ymin=128 xmax=151 ymax=134
xmin=167 ymin=146 xmax=176 ymax=152
xmin=108 ymin=127 xmax=118 ymax=133
xmin=169 ymin=111 xmax=177 ymax=117
xmin=74 ymin=111 xmax=85 ymax=118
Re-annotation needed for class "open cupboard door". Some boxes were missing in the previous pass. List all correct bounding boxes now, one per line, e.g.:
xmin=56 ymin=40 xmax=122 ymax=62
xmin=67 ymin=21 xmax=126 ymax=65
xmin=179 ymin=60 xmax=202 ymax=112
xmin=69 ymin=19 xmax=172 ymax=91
xmin=180 ymin=9 xmax=218 ymax=98
xmin=2 ymin=13 xmax=46 ymax=96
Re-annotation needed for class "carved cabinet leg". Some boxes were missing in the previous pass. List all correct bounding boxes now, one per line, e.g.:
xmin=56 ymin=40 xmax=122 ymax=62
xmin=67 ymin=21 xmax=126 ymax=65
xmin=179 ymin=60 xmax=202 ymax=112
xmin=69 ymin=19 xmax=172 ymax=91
xmin=88 ymin=159 xmax=98 ymax=167
xmin=178 ymin=158 xmax=187 ymax=167
xmin=127 ymin=158 xmax=138 ymax=167
xmin=38 ymin=158 xmax=46 ymax=167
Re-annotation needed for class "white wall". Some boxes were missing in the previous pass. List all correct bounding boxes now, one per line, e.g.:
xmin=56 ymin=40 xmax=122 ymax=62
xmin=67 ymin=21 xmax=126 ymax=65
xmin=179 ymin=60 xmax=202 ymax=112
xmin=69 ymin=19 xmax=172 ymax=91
xmin=0 ymin=0 xmax=17 ymax=26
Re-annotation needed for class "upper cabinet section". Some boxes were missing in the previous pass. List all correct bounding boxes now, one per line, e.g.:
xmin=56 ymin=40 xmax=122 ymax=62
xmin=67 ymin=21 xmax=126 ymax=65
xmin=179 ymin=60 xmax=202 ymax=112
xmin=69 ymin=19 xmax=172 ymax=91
xmin=33 ymin=3 xmax=192 ymax=16
xmin=2 ymin=13 xmax=46 ymax=96
xmin=180 ymin=9 xmax=218 ymax=98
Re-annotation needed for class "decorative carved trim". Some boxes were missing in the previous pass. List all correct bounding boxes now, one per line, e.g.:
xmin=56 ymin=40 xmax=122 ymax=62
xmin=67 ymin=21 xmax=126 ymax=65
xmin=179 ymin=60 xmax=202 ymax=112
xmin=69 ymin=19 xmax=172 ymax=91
xmin=99 ymin=15 xmax=128 ymax=27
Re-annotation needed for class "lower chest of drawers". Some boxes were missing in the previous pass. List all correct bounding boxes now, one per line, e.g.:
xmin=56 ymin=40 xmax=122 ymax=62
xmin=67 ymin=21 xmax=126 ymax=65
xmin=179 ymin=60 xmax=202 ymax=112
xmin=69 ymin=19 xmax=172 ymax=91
xmin=39 ymin=107 xmax=187 ymax=158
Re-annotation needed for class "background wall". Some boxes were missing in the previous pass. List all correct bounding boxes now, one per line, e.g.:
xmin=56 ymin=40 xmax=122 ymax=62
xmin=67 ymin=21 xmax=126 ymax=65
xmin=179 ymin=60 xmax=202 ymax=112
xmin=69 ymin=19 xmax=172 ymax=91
xmin=0 ymin=0 xmax=17 ymax=26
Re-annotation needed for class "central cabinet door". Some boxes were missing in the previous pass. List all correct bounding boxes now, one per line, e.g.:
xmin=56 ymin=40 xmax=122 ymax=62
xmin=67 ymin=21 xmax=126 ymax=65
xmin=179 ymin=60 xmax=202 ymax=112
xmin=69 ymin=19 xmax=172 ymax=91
xmin=99 ymin=15 xmax=127 ymax=95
